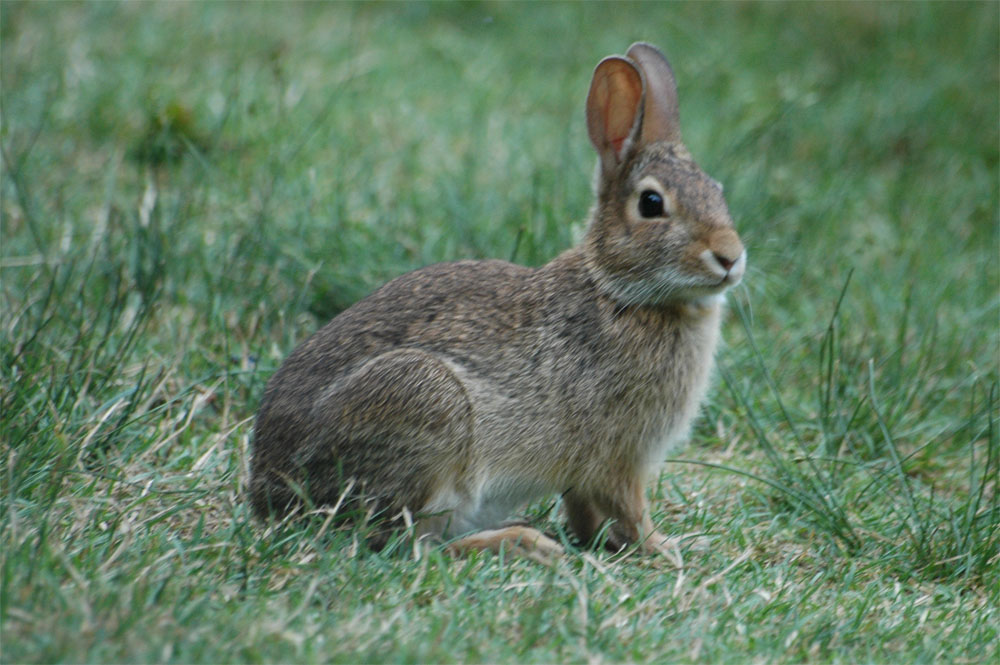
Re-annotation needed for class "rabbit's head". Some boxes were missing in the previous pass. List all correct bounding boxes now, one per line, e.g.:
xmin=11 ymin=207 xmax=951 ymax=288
xmin=584 ymin=43 xmax=745 ymax=306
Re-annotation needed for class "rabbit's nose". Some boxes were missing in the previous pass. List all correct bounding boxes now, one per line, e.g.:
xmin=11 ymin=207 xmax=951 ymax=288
xmin=713 ymin=252 xmax=737 ymax=272
xmin=707 ymin=227 xmax=745 ymax=274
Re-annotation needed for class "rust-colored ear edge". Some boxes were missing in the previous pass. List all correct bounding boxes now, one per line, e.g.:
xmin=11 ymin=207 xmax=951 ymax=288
xmin=625 ymin=42 xmax=682 ymax=145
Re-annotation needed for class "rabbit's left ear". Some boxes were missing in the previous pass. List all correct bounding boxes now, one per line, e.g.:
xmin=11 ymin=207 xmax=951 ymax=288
xmin=586 ymin=55 xmax=644 ymax=179
xmin=626 ymin=42 xmax=682 ymax=145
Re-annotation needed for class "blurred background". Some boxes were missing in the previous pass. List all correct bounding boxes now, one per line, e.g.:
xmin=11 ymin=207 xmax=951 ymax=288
xmin=2 ymin=3 xmax=997 ymax=661
xmin=4 ymin=0 xmax=996 ymax=452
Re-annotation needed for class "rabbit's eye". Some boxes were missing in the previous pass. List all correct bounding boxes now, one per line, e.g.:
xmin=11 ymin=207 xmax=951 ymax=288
xmin=638 ymin=190 xmax=665 ymax=218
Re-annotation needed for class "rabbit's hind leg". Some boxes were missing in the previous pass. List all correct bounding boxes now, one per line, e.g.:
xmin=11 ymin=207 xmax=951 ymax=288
xmin=312 ymin=350 xmax=563 ymax=564
xmin=306 ymin=348 xmax=476 ymax=533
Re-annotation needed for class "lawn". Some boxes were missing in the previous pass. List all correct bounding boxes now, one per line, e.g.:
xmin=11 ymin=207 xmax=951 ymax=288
xmin=2 ymin=2 xmax=998 ymax=663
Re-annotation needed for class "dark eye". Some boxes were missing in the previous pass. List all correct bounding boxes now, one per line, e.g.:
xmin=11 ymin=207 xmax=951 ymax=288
xmin=638 ymin=190 xmax=665 ymax=218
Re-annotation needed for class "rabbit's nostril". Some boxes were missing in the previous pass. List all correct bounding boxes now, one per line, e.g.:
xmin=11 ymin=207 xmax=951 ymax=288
xmin=713 ymin=252 xmax=737 ymax=272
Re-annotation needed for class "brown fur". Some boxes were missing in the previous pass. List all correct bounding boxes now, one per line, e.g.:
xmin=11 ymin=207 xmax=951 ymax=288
xmin=250 ymin=43 xmax=746 ymax=561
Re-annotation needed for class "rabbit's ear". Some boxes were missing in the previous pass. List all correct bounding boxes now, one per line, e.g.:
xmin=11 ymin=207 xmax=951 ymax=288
xmin=586 ymin=55 xmax=644 ymax=177
xmin=625 ymin=42 xmax=681 ymax=145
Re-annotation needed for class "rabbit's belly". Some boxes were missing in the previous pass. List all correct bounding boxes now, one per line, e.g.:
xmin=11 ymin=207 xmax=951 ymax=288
xmin=426 ymin=475 xmax=554 ymax=537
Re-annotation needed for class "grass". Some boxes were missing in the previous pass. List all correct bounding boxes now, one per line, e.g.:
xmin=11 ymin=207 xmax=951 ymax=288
xmin=2 ymin=1 xmax=998 ymax=663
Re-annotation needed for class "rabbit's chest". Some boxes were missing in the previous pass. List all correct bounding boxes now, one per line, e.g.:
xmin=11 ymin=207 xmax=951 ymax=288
xmin=592 ymin=306 xmax=723 ymax=463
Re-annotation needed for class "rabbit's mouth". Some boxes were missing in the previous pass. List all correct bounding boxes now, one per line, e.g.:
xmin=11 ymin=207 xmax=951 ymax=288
xmin=718 ymin=267 xmax=744 ymax=288
xmin=596 ymin=267 xmax=740 ymax=306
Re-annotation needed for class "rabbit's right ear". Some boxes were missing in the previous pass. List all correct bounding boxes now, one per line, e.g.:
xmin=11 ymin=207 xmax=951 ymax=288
xmin=586 ymin=56 xmax=644 ymax=180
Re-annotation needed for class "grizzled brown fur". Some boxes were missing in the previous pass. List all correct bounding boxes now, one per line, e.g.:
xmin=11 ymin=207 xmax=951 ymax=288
xmin=250 ymin=43 xmax=746 ymax=561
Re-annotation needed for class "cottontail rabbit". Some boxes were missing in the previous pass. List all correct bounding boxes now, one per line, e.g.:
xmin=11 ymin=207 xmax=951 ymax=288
xmin=251 ymin=43 xmax=746 ymax=562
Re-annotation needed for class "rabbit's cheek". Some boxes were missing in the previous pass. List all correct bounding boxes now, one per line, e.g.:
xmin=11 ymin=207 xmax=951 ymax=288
xmin=599 ymin=226 xmax=662 ymax=273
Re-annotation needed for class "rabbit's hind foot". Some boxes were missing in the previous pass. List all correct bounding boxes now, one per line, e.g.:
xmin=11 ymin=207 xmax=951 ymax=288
xmin=444 ymin=526 xmax=564 ymax=565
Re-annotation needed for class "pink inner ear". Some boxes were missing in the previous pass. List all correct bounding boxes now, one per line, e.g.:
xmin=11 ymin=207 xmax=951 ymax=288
xmin=606 ymin=98 xmax=633 ymax=155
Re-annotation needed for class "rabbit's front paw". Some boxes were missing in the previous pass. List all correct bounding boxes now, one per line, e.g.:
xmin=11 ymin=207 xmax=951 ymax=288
xmin=641 ymin=530 xmax=686 ymax=568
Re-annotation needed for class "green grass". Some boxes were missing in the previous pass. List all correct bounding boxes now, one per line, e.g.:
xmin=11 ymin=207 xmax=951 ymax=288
xmin=2 ymin=1 xmax=998 ymax=662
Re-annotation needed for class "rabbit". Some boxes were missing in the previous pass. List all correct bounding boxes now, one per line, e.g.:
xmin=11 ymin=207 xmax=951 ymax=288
xmin=250 ymin=42 xmax=746 ymax=563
